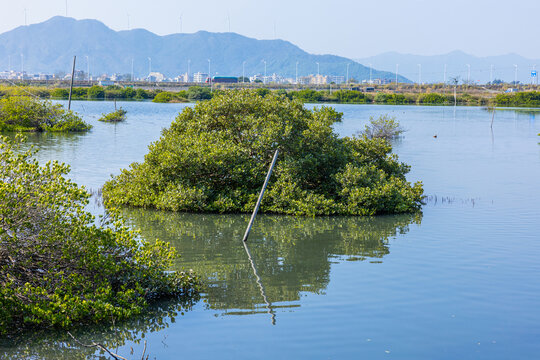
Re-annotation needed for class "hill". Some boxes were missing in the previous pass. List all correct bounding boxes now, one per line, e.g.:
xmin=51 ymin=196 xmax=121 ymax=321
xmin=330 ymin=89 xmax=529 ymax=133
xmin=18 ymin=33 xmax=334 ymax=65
xmin=355 ymin=50 xmax=539 ymax=84
xmin=0 ymin=16 xmax=409 ymax=83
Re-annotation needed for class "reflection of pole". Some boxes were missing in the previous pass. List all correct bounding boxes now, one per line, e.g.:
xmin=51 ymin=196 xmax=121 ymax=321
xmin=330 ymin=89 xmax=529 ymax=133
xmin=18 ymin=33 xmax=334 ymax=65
xmin=242 ymin=241 xmax=276 ymax=325
xmin=243 ymin=149 xmax=279 ymax=242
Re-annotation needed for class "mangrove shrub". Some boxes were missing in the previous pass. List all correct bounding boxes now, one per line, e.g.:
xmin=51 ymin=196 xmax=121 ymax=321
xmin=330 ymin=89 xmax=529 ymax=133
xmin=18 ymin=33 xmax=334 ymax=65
xmin=0 ymin=136 xmax=198 ymax=335
xmin=103 ymin=90 xmax=423 ymax=216
xmin=0 ymin=96 xmax=91 ymax=132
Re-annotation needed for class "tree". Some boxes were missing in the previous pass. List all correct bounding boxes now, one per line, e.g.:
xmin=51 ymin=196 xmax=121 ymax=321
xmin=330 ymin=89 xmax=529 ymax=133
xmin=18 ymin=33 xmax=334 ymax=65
xmin=103 ymin=90 xmax=423 ymax=216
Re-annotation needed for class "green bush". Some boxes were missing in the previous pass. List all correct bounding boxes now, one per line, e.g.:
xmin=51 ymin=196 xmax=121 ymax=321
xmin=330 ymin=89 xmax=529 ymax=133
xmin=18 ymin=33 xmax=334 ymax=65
xmin=418 ymin=93 xmax=447 ymax=104
xmin=0 ymin=96 xmax=91 ymax=132
xmin=0 ymin=136 xmax=198 ymax=335
xmin=87 ymin=85 xmax=105 ymax=99
xmin=153 ymin=91 xmax=188 ymax=103
xmin=187 ymin=86 xmax=212 ymax=101
xmin=334 ymin=90 xmax=367 ymax=103
xmin=291 ymin=89 xmax=323 ymax=103
xmin=50 ymin=88 xmax=69 ymax=99
xmin=99 ymin=108 xmax=127 ymax=122
xmin=103 ymin=90 xmax=423 ymax=216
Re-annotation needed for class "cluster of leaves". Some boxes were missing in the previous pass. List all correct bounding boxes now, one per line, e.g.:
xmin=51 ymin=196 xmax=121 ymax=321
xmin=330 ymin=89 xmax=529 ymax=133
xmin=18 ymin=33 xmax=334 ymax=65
xmin=495 ymin=91 xmax=540 ymax=107
xmin=98 ymin=108 xmax=127 ymax=122
xmin=0 ymin=136 xmax=198 ymax=335
xmin=103 ymin=90 xmax=423 ymax=216
xmin=361 ymin=114 xmax=404 ymax=140
xmin=0 ymin=96 xmax=91 ymax=132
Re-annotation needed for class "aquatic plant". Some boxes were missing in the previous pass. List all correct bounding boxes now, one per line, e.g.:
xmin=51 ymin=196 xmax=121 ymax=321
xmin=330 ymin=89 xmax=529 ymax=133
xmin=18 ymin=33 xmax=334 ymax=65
xmin=103 ymin=90 xmax=423 ymax=216
xmin=361 ymin=114 xmax=404 ymax=140
xmin=0 ymin=135 xmax=198 ymax=335
xmin=98 ymin=108 xmax=127 ymax=122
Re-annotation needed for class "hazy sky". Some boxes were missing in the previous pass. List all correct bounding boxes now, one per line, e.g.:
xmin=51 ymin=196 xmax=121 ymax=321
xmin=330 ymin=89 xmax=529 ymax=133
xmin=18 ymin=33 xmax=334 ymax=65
xmin=2 ymin=0 xmax=540 ymax=59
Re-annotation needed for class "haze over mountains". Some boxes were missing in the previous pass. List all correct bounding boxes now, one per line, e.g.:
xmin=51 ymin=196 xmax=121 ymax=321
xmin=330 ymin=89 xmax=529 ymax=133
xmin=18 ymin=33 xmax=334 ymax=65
xmin=356 ymin=51 xmax=540 ymax=85
xmin=0 ymin=16 xmax=407 ymax=83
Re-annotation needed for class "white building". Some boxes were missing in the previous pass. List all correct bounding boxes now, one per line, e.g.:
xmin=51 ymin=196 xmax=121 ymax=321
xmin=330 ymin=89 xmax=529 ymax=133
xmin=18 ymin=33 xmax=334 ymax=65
xmin=193 ymin=72 xmax=209 ymax=83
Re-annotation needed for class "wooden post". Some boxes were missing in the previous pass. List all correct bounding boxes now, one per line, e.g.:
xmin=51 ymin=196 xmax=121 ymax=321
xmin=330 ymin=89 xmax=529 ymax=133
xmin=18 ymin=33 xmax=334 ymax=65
xmin=242 ymin=149 xmax=279 ymax=242
xmin=68 ymin=56 xmax=76 ymax=110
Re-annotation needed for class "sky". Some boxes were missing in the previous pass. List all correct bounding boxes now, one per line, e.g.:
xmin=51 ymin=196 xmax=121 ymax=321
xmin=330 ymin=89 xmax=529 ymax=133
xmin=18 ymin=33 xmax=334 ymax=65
xmin=1 ymin=0 xmax=540 ymax=60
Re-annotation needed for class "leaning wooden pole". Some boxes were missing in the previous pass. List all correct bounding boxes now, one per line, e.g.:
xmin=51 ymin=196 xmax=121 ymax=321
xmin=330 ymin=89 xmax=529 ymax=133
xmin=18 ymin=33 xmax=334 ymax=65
xmin=242 ymin=149 xmax=279 ymax=242
xmin=68 ymin=56 xmax=76 ymax=110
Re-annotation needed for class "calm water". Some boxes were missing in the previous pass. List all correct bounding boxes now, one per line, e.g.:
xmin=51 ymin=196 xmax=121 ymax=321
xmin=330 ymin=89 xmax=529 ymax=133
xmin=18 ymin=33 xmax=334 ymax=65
xmin=2 ymin=101 xmax=540 ymax=359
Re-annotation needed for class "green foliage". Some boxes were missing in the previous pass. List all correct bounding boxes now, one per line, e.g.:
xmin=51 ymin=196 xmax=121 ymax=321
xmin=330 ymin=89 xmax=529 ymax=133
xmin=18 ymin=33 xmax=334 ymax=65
xmin=417 ymin=93 xmax=448 ymax=104
xmin=103 ymin=90 xmax=423 ymax=216
xmin=361 ymin=114 xmax=404 ymax=140
xmin=153 ymin=91 xmax=188 ymax=103
xmin=187 ymin=86 xmax=212 ymax=101
xmin=0 ymin=96 xmax=91 ymax=132
xmin=50 ymin=88 xmax=69 ymax=99
xmin=87 ymin=85 xmax=105 ymax=99
xmin=291 ymin=89 xmax=323 ymax=103
xmin=0 ymin=136 xmax=198 ymax=335
xmin=99 ymin=108 xmax=127 ymax=122
xmin=334 ymin=90 xmax=368 ymax=103
xmin=495 ymin=91 xmax=540 ymax=107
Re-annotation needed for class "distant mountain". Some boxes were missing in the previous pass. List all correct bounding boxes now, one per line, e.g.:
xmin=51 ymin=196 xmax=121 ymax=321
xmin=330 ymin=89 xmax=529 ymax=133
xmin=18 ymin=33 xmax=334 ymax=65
xmin=0 ymin=16 xmax=410 ymax=83
xmin=356 ymin=50 xmax=540 ymax=84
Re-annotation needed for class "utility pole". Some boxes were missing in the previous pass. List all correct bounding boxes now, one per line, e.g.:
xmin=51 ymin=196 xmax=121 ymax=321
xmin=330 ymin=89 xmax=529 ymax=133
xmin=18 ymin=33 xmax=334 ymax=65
xmin=443 ymin=64 xmax=447 ymax=85
xmin=147 ymin=57 xmax=151 ymax=82
xmin=208 ymin=59 xmax=212 ymax=91
xmin=85 ymin=55 xmax=90 ymax=82
xmin=262 ymin=59 xmax=267 ymax=84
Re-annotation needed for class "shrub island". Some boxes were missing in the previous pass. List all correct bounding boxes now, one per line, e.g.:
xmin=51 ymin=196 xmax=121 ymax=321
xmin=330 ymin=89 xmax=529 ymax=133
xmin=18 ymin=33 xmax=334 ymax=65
xmin=103 ymin=90 xmax=424 ymax=216
xmin=99 ymin=108 xmax=128 ymax=122
xmin=0 ymin=96 xmax=91 ymax=132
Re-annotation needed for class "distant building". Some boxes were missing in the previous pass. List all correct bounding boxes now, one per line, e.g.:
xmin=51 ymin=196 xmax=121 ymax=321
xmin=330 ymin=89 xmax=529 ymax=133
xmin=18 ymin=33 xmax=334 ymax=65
xmin=249 ymin=74 xmax=264 ymax=83
xmin=193 ymin=72 xmax=208 ymax=83
xmin=328 ymin=75 xmax=345 ymax=84
xmin=147 ymin=72 xmax=165 ymax=82
xmin=212 ymin=76 xmax=238 ymax=83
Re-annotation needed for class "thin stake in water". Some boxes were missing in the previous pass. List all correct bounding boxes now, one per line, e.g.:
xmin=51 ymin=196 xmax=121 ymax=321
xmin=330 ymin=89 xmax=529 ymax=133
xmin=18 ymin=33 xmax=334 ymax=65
xmin=68 ymin=55 xmax=76 ymax=110
xmin=242 ymin=148 xmax=279 ymax=242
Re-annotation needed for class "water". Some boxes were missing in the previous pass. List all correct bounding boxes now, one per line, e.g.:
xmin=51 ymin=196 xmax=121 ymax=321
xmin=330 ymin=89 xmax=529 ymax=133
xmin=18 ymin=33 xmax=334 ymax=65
xmin=2 ymin=101 xmax=540 ymax=359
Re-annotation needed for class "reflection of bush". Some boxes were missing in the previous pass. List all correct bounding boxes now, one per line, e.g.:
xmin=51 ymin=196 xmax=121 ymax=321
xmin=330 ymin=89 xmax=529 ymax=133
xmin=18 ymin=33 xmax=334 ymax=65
xmin=122 ymin=209 xmax=422 ymax=312
xmin=0 ymin=295 xmax=199 ymax=360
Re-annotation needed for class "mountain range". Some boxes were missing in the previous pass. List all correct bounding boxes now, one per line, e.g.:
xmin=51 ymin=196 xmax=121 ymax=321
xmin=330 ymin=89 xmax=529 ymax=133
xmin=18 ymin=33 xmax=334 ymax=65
xmin=356 ymin=51 xmax=540 ymax=84
xmin=0 ymin=16 xmax=408 ymax=83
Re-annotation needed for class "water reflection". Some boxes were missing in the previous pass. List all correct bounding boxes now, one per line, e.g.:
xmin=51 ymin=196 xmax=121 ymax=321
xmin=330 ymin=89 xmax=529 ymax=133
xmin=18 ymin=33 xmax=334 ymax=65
xmin=122 ymin=209 xmax=422 ymax=316
xmin=0 ymin=296 xmax=198 ymax=360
